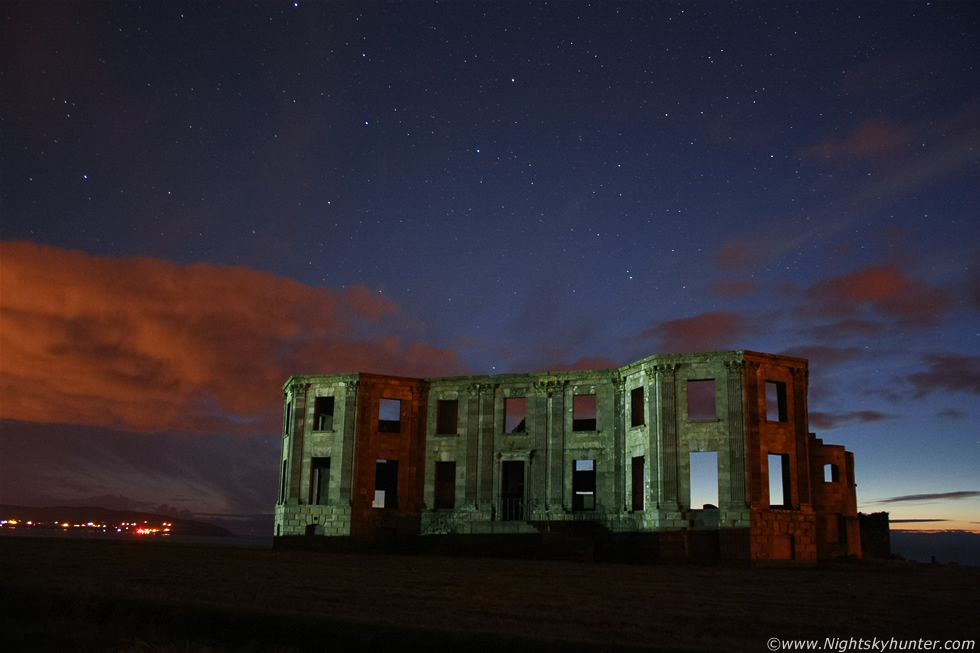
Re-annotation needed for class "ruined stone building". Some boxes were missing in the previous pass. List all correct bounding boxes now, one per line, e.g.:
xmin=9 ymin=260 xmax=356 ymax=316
xmin=274 ymin=350 xmax=861 ymax=563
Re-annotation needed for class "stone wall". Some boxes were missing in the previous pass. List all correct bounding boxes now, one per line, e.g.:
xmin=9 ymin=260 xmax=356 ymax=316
xmin=274 ymin=350 xmax=861 ymax=563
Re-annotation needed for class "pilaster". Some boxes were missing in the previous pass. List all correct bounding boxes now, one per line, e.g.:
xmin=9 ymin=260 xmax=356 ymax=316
xmin=724 ymin=360 xmax=748 ymax=508
xmin=656 ymin=364 xmax=679 ymax=510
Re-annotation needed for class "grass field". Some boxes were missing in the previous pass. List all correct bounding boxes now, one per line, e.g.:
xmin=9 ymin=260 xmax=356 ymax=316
xmin=1 ymin=536 xmax=976 ymax=652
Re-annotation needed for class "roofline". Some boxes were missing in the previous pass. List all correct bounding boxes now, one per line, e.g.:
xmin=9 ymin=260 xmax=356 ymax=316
xmin=283 ymin=350 xmax=809 ymax=387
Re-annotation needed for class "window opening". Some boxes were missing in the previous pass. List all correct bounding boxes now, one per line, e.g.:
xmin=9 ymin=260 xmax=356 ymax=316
xmin=313 ymin=397 xmax=334 ymax=431
xmin=631 ymin=456 xmax=645 ymax=511
xmin=310 ymin=457 xmax=330 ymax=505
xmin=687 ymin=379 xmax=716 ymax=420
xmin=378 ymin=398 xmax=401 ymax=433
xmin=373 ymin=459 xmax=399 ymax=509
xmin=283 ymin=400 xmax=292 ymax=435
xmin=436 ymin=399 xmax=458 ymax=435
xmin=573 ymin=394 xmax=597 ymax=431
xmin=573 ymin=459 xmax=597 ymax=511
xmin=824 ymin=463 xmax=840 ymax=483
xmin=434 ymin=461 xmax=456 ymax=509
xmin=279 ymin=460 xmax=287 ymax=503
xmin=689 ymin=451 xmax=719 ymax=509
xmin=765 ymin=381 xmax=788 ymax=422
xmin=504 ymin=397 xmax=526 ymax=433
xmin=630 ymin=387 xmax=645 ymax=427
xmin=768 ymin=453 xmax=790 ymax=508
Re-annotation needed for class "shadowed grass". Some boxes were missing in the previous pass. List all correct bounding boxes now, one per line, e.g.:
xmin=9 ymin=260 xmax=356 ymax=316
xmin=1 ymin=536 xmax=976 ymax=651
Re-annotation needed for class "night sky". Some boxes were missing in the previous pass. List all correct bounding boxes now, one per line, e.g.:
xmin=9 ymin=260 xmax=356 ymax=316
xmin=2 ymin=1 xmax=978 ymax=535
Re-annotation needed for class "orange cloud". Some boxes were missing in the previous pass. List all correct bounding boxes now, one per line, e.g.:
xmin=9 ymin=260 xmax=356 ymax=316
xmin=809 ymin=410 xmax=894 ymax=431
xmin=806 ymin=265 xmax=952 ymax=327
xmin=554 ymin=356 xmax=619 ymax=372
xmin=0 ymin=242 xmax=467 ymax=434
xmin=637 ymin=311 xmax=743 ymax=354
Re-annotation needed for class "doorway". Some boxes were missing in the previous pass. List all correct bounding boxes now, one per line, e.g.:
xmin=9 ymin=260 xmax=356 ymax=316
xmin=500 ymin=460 xmax=525 ymax=520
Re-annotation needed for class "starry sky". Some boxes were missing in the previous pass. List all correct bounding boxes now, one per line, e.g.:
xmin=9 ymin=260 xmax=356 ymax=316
xmin=2 ymin=1 xmax=978 ymax=535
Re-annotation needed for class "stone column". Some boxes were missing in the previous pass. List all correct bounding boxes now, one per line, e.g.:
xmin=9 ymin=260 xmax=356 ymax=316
xmin=465 ymin=383 xmax=481 ymax=507
xmin=792 ymin=366 xmax=811 ymax=507
xmin=479 ymin=385 xmax=496 ymax=509
xmin=612 ymin=374 xmax=626 ymax=511
xmin=287 ymin=382 xmax=309 ymax=502
xmin=724 ymin=360 xmax=748 ymax=508
xmin=530 ymin=382 xmax=549 ymax=513
xmin=656 ymin=364 xmax=679 ymax=510
xmin=545 ymin=379 xmax=567 ymax=508
xmin=340 ymin=381 xmax=359 ymax=503
xmin=647 ymin=370 xmax=659 ymax=509
xmin=744 ymin=361 xmax=763 ymax=506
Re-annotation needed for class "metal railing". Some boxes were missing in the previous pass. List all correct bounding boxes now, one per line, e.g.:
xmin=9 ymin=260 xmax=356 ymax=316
xmin=496 ymin=498 xmax=526 ymax=521
xmin=420 ymin=498 xmax=646 ymax=535
xmin=420 ymin=509 xmax=462 ymax=535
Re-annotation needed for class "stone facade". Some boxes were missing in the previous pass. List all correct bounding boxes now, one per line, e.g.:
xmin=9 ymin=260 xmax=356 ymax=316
xmin=274 ymin=350 xmax=862 ymax=562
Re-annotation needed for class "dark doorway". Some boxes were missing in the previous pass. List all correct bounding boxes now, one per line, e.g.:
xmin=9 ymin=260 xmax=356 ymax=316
xmin=500 ymin=460 xmax=525 ymax=520
xmin=374 ymin=459 xmax=399 ymax=509
xmin=631 ymin=456 xmax=645 ymax=511
xmin=310 ymin=457 xmax=330 ymax=505
xmin=434 ymin=461 xmax=456 ymax=509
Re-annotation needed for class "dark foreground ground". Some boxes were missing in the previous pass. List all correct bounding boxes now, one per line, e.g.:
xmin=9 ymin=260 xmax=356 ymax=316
xmin=1 ymin=536 xmax=976 ymax=652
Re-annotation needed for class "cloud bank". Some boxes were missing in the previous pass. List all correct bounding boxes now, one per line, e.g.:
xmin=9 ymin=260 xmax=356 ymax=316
xmin=877 ymin=491 xmax=980 ymax=504
xmin=0 ymin=242 xmax=468 ymax=435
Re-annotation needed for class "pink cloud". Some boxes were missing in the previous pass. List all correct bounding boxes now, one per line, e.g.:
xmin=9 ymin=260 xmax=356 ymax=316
xmin=340 ymin=284 xmax=398 ymax=321
xmin=802 ymin=120 xmax=911 ymax=160
xmin=780 ymin=345 xmax=863 ymax=366
xmin=714 ymin=238 xmax=768 ymax=270
xmin=556 ymin=356 xmax=619 ymax=372
xmin=809 ymin=410 xmax=894 ymax=431
xmin=806 ymin=265 xmax=952 ymax=327
xmin=0 ymin=241 xmax=468 ymax=435
xmin=638 ymin=311 xmax=743 ymax=354
xmin=801 ymin=98 xmax=980 ymax=202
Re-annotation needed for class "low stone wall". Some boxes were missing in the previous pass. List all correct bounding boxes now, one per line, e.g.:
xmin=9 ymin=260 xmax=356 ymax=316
xmin=275 ymin=504 xmax=351 ymax=537
xmin=750 ymin=509 xmax=817 ymax=562
xmin=274 ymin=527 xmax=756 ymax=565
